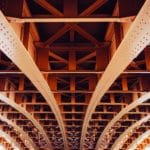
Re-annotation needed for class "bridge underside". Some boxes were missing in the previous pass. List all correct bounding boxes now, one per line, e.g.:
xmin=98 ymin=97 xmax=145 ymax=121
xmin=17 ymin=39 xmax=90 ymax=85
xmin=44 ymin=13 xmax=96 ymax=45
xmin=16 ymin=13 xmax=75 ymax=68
xmin=0 ymin=0 xmax=149 ymax=150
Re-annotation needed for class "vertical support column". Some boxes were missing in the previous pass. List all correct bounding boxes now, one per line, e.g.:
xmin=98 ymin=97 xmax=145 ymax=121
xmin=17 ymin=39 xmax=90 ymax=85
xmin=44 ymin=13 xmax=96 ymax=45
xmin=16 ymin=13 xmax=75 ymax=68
xmin=32 ymin=94 xmax=39 ymax=120
xmin=70 ymin=77 xmax=75 ymax=121
xmin=71 ymin=94 xmax=75 ymax=122
xmin=121 ymin=76 xmax=130 ymax=106
xmin=64 ymin=0 xmax=78 ymax=129
xmin=18 ymin=77 xmax=25 ymax=91
xmin=70 ymin=77 xmax=75 ymax=92
xmin=122 ymin=76 xmax=128 ymax=91
xmin=64 ymin=0 xmax=77 ymax=70
xmin=15 ymin=77 xmax=25 ymax=105
xmin=32 ymin=94 xmax=36 ymax=104
xmin=48 ymin=75 xmax=57 ymax=92
xmin=64 ymin=0 xmax=77 ymax=43
xmin=110 ymin=94 xmax=115 ymax=104
xmin=89 ymin=76 xmax=97 ymax=91
xmin=108 ymin=0 xmax=119 ymax=58
xmin=48 ymin=74 xmax=57 ymax=103
xmin=55 ymin=93 xmax=65 ymax=124
xmin=0 ymin=78 xmax=6 ymax=90
xmin=69 ymin=49 xmax=76 ymax=71
xmin=132 ymin=86 xmax=138 ymax=101
xmin=36 ymin=48 xmax=49 ymax=71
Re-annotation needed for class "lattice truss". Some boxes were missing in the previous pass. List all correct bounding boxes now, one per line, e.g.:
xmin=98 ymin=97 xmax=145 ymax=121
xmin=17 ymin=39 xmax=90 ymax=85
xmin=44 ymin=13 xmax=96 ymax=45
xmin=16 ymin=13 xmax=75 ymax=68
xmin=135 ymin=136 xmax=150 ymax=150
xmin=0 ymin=136 xmax=17 ymax=150
xmin=0 ymin=0 xmax=150 ymax=150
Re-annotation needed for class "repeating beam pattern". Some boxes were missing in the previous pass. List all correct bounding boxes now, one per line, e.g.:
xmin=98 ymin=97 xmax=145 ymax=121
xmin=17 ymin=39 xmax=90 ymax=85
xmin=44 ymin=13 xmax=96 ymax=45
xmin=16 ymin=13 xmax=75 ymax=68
xmin=111 ymin=115 xmax=150 ymax=150
xmin=81 ymin=1 xmax=150 ymax=149
xmin=0 ymin=10 xmax=67 ymax=150
xmin=0 ymin=0 xmax=149 ymax=150
xmin=127 ymin=131 xmax=150 ymax=150
xmin=0 ymin=114 xmax=36 ymax=150
xmin=0 ymin=130 xmax=22 ymax=150
xmin=96 ymin=92 xmax=150 ymax=150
